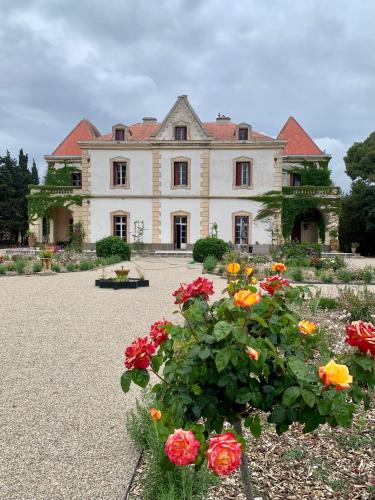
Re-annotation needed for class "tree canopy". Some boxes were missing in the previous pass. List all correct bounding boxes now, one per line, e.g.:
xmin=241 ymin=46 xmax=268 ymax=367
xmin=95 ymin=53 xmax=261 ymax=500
xmin=0 ymin=150 xmax=39 ymax=243
xmin=344 ymin=131 xmax=375 ymax=182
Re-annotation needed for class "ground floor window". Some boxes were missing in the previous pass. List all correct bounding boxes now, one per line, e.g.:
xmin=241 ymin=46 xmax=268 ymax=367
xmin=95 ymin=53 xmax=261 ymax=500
xmin=113 ymin=215 xmax=127 ymax=240
xmin=234 ymin=215 xmax=249 ymax=244
xmin=174 ymin=215 xmax=187 ymax=249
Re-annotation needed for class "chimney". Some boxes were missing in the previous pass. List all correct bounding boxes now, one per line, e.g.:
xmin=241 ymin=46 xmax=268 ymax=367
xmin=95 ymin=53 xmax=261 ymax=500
xmin=142 ymin=117 xmax=157 ymax=123
xmin=216 ymin=113 xmax=231 ymax=122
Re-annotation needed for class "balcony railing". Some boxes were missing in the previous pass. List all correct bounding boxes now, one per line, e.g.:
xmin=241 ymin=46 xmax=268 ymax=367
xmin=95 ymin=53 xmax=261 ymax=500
xmin=282 ymin=186 xmax=341 ymax=196
xmin=29 ymin=185 xmax=80 ymax=195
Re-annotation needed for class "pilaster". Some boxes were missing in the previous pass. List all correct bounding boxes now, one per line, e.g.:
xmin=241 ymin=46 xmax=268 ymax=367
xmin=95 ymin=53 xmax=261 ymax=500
xmin=152 ymin=150 xmax=161 ymax=244
xmin=200 ymin=149 xmax=210 ymax=238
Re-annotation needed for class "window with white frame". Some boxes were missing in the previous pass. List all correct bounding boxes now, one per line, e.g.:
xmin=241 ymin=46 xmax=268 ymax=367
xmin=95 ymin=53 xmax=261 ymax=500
xmin=234 ymin=216 xmax=249 ymax=245
xmin=113 ymin=215 xmax=127 ymax=240
xmin=173 ymin=161 xmax=188 ymax=186
xmin=235 ymin=161 xmax=251 ymax=187
xmin=113 ymin=162 xmax=127 ymax=186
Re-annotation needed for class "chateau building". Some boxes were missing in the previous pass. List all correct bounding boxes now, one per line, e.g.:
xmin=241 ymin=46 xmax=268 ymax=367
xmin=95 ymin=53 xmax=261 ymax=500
xmin=29 ymin=95 xmax=338 ymax=250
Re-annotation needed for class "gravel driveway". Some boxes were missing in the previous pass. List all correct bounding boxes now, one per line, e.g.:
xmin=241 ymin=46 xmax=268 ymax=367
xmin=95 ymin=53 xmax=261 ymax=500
xmin=0 ymin=257 xmax=224 ymax=500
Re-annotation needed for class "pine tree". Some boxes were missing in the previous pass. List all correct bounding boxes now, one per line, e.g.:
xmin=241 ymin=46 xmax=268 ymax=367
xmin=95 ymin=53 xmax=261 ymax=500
xmin=30 ymin=159 xmax=39 ymax=185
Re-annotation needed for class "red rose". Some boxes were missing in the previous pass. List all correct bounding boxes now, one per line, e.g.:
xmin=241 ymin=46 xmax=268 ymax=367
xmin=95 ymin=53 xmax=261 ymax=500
xmin=260 ymin=275 xmax=289 ymax=295
xmin=124 ymin=336 xmax=155 ymax=370
xmin=206 ymin=432 xmax=242 ymax=476
xmin=150 ymin=319 xmax=171 ymax=346
xmin=172 ymin=277 xmax=214 ymax=304
xmin=165 ymin=429 xmax=200 ymax=466
xmin=189 ymin=277 xmax=214 ymax=300
xmin=172 ymin=283 xmax=191 ymax=304
xmin=346 ymin=321 xmax=375 ymax=356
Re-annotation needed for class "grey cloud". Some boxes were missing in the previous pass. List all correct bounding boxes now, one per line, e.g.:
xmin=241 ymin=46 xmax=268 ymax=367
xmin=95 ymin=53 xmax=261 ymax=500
xmin=0 ymin=0 xmax=374 ymax=184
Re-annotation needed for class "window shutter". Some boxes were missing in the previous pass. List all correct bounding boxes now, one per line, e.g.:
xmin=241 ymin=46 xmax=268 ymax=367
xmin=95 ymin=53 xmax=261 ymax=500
xmin=113 ymin=163 xmax=117 ymax=185
xmin=248 ymin=163 xmax=251 ymax=186
xmin=184 ymin=162 xmax=188 ymax=185
xmin=174 ymin=163 xmax=178 ymax=185
xmin=235 ymin=163 xmax=241 ymax=186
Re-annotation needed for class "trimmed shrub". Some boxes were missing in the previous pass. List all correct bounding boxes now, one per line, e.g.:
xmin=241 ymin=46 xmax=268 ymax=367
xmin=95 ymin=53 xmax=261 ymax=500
xmin=203 ymin=255 xmax=217 ymax=272
xmin=0 ymin=264 xmax=6 ymax=274
xmin=66 ymin=263 xmax=76 ymax=272
xmin=96 ymin=236 xmax=131 ymax=261
xmin=51 ymin=263 xmax=61 ymax=273
xmin=363 ymin=267 xmax=373 ymax=284
xmin=193 ymin=237 xmax=229 ymax=263
xmin=32 ymin=262 xmax=42 ymax=273
xmin=321 ymin=272 xmax=334 ymax=283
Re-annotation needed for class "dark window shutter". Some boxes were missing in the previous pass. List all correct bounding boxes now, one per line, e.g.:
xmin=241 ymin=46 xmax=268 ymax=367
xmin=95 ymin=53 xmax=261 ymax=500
xmin=235 ymin=163 xmax=241 ymax=186
xmin=248 ymin=163 xmax=251 ymax=186
xmin=113 ymin=163 xmax=117 ymax=185
xmin=184 ymin=162 xmax=188 ymax=185
xmin=174 ymin=163 xmax=179 ymax=185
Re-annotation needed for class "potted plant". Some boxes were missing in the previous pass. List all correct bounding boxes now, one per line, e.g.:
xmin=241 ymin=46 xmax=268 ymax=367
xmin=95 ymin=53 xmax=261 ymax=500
xmin=40 ymin=249 xmax=53 ymax=271
xmin=351 ymin=242 xmax=359 ymax=254
xmin=114 ymin=266 xmax=130 ymax=279
xmin=329 ymin=228 xmax=339 ymax=252
xmin=27 ymin=231 xmax=37 ymax=248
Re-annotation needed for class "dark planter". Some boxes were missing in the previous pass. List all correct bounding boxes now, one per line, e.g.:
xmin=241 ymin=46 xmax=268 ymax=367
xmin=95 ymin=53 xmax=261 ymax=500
xmin=95 ymin=278 xmax=149 ymax=289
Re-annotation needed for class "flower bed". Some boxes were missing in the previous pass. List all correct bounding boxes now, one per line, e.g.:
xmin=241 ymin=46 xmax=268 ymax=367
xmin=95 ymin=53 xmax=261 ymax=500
xmin=121 ymin=263 xmax=375 ymax=499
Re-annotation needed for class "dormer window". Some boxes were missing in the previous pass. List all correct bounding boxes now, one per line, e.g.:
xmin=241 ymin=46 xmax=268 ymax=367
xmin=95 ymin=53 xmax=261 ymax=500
xmin=238 ymin=128 xmax=248 ymax=140
xmin=114 ymin=128 xmax=125 ymax=141
xmin=111 ymin=123 xmax=129 ymax=141
xmin=175 ymin=126 xmax=187 ymax=141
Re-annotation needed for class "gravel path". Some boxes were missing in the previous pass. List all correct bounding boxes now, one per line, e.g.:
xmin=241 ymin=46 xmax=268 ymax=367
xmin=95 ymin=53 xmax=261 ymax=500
xmin=0 ymin=257 xmax=224 ymax=500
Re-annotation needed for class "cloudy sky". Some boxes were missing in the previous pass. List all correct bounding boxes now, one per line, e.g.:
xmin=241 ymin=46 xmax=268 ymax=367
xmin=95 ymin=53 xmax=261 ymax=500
xmin=0 ymin=0 xmax=374 ymax=190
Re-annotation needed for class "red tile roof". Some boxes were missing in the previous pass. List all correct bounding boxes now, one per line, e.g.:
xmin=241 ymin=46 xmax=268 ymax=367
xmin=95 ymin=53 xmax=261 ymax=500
xmin=51 ymin=119 xmax=278 ymax=156
xmin=277 ymin=116 xmax=323 ymax=156
xmin=95 ymin=122 xmax=274 ymax=142
xmin=52 ymin=119 xmax=101 ymax=156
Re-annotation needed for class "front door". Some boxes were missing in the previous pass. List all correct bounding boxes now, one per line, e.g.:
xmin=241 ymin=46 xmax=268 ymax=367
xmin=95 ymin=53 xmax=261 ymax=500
xmin=174 ymin=216 xmax=187 ymax=249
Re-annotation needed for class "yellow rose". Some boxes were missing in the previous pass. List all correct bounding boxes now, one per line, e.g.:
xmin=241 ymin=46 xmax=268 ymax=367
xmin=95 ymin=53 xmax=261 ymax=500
xmin=234 ymin=290 xmax=261 ymax=308
xmin=272 ymin=262 xmax=287 ymax=273
xmin=250 ymin=277 xmax=257 ymax=285
xmin=244 ymin=266 xmax=253 ymax=276
xmin=319 ymin=360 xmax=353 ymax=390
xmin=227 ymin=262 xmax=240 ymax=274
xmin=298 ymin=320 xmax=317 ymax=335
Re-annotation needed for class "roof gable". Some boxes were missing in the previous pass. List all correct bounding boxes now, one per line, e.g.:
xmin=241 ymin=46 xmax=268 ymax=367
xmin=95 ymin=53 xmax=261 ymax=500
xmin=52 ymin=119 xmax=101 ymax=156
xmin=278 ymin=116 xmax=323 ymax=156
xmin=152 ymin=95 xmax=212 ymax=140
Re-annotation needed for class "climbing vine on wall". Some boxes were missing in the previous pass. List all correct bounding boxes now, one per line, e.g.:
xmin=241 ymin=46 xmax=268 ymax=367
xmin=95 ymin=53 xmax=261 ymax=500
xmin=249 ymin=188 xmax=341 ymax=242
xmin=289 ymin=160 xmax=332 ymax=187
xmin=28 ymin=163 xmax=88 ymax=221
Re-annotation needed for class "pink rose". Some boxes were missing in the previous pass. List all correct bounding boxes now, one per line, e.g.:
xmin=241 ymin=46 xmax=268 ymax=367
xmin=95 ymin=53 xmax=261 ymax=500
xmin=206 ymin=432 xmax=242 ymax=476
xmin=165 ymin=429 xmax=200 ymax=466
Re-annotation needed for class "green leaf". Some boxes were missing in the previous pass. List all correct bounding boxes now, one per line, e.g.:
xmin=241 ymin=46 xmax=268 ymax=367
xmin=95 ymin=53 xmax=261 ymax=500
xmin=250 ymin=416 xmax=262 ymax=438
xmin=199 ymin=347 xmax=211 ymax=360
xmin=288 ymin=357 xmax=317 ymax=382
xmin=131 ymin=368 xmax=150 ymax=388
xmin=282 ymin=386 xmax=301 ymax=406
xmin=191 ymin=384 xmax=202 ymax=395
xmin=268 ymin=405 xmax=286 ymax=424
xmin=120 ymin=371 xmax=132 ymax=393
xmin=353 ymin=355 xmax=373 ymax=371
xmin=301 ymin=390 xmax=316 ymax=408
xmin=300 ymin=409 xmax=325 ymax=433
xmin=235 ymin=387 xmax=252 ymax=404
xmin=249 ymin=313 xmax=268 ymax=328
xmin=213 ymin=321 xmax=232 ymax=341
xmin=231 ymin=324 xmax=248 ymax=344
xmin=317 ymin=398 xmax=331 ymax=416
xmin=151 ymin=354 xmax=163 ymax=372
xmin=215 ymin=347 xmax=231 ymax=372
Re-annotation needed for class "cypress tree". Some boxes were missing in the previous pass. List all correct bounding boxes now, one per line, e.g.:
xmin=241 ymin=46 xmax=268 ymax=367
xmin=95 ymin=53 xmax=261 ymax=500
xmin=30 ymin=159 xmax=40 ymax=185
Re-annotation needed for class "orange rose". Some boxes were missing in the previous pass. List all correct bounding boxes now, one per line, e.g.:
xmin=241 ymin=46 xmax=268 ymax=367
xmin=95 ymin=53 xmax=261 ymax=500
xmin=165 ymin=429 xmax=200 ymax=466
xmin=319 ymin=360 xmax=353 ymax=390
xmin=234 ymin=290 xmax=261 ymax=308
xmin=244 ymin=266 xmax=253 ymax=276
xmin=245 ymin=347 xmax=259 ymax=361
xmin=298 ymin=320 xmax=317 ymax=335
xmin=206 ymin=432 xmax=242 ymax=476
xmin=272 ymin=262 xmax=287 ymax=273
xmin=149 ymin=408 xmax=162 ymax=421
xmin=227 ymin=262 xmax=240 ymax=274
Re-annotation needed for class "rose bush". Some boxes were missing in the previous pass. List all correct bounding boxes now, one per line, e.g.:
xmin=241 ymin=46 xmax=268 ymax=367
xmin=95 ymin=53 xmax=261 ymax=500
xmin=121 ymin=265 xmax=374 ymax=492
